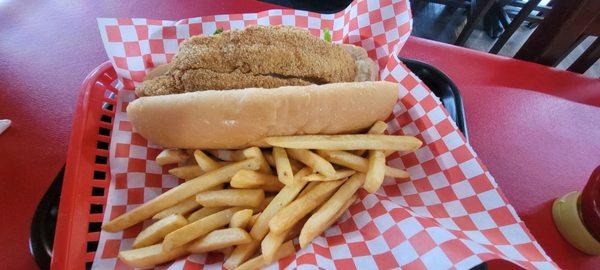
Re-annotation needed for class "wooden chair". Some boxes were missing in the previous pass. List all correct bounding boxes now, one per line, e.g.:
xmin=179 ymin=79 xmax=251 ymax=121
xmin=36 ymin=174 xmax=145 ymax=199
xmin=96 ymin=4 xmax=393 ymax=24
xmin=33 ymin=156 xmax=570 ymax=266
xmin=409 ymin=0 xmax=499 ymax=45
xmin=443 ymin=0 xmax=549 ymax=47
xmin=454 ymin=0 xmax=497 ymax=45
xmin=488 ymin=0 xmax=542 ymax=53
xmin=514 ymin=0 xmax=600 ymax=74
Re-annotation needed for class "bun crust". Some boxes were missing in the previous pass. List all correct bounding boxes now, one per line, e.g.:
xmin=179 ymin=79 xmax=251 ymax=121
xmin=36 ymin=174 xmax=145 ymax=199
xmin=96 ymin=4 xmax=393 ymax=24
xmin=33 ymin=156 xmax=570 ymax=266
xmin=127 ymin=81 xmax=398 ymax=149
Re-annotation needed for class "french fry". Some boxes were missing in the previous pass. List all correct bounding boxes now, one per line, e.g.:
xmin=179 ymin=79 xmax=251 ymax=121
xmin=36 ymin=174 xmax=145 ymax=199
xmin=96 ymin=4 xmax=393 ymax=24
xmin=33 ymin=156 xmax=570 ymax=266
xmin=118 ymin=141 xmax=415 ymax=268
xmin=155 ymin=149 xmax=189 ymax=166
xmin=132 ymin=214 xmax=188 ymax=249
xmin=250 ymin=167 xmax=311 ymax=240
xmin=230 ymin=209 xmax=253 ymax=228
xmin=285 ymin=216 xmax=307 ymax=241
xmin=194 ymin=150 xmax=222 ymax=171
xmin=263 ymin=151 xmax=276 ymax=167
xmin=273 ymin=153 xmax=303 ymax=173
xmin=321 ymin=194 xmax=357 ymax=233
xmin=163 ymin=207 xmax=241 ymax=251
xmin=236 ymin=240 xmax=295 ymax=270
xmin=287 ymin=149 xmax=336 ymax=178
xmin=247 ymin=213 xmax=261 ymax=230
xmin=264 ymin=150 xmax=303 ymax=175
xmin=384 ymin=165 xmax=410 ymax=179
xmin=316 ymin=150 xmax=409 ymax=179
xmin=268 ymin=179 xmax=345 ymax=235
xmin=152 ymin=196 xmax=200 ymax=220
xmin=184 ymin=155 xmax=198 ymax=166
xmin=353 ymin=121 xmax=388 ymax=156
xmin=187 ymin=206 xmax=227 ymax=223
xmin=230 ymin=170 xmax=279 ymax=188
xmin=370 ymin=121 xmax=389 ymax=134
xmin=265 ymin=134 xmax=422 ymax=151
xmin=102 ymin=159 xmax=259 ymax=232
xmin=153 ymin=185 xmax=223 ymax=220
xmin=207 ymin=149 xmax=245 ymax=162
xmin=303 ymin=169 xmax=356 ymax=182
xmin=118 ymin=243 xmax=189 ymax=268
xmin=297 ymin=181 xmax=319 ymax=199
xmin=291 ymin=195 xmax=357 ymax=250
xmin=260 ymin=232 xmax=285 ymax=263
xmin=260 ymin=180 xmax=285 ymax=192
xmin=117 ymin=96 xmax=421 ymax=269
xmin=221 ymin=247 xmax=233 ymax=256
xmin=242 ymin=147 xmax=272 ymax=174
xmin=187 ymin=228 xmax=252 ymax=253
xmin=273 ymin=147 xmax=294 ymax=185
xmin=262 ymin=218 xmax=306 ymax=263
xmin=258 ymin=196 xmax=275 ymax=212
xmin=363 ymin=150 xmax=386 ymax=193
xmin=299 ymin=174 xmax=365 ymax=247
xmin=168 ymin=165 xmax=203 ymax=180
xmin=224 ymin=241 xmax=259 ymax=270
xmin=196 ymin=189 xmax=265 ymax=208
xmin=225 ymin=169 xmax=310 ymax=269
xmin=288 ymin=158 xmax=304 ymax=173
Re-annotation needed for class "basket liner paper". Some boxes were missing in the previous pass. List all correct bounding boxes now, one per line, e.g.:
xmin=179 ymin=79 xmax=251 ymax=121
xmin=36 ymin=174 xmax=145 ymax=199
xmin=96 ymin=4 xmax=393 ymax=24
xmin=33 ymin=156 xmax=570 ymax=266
xmin=93 ymin=0 xmax=556 ymax=269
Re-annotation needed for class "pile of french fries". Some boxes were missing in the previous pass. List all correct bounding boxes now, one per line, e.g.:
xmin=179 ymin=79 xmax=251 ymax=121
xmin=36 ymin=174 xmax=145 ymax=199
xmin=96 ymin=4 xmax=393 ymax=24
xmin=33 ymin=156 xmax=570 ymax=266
xmin=102 ymin=121 xmax=422 ymax=269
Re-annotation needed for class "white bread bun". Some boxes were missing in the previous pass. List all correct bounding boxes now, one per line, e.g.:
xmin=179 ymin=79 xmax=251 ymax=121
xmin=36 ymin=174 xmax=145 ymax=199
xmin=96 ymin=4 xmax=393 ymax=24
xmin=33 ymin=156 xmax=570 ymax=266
xmin=127 ymin=81 xmax=398 ymax=149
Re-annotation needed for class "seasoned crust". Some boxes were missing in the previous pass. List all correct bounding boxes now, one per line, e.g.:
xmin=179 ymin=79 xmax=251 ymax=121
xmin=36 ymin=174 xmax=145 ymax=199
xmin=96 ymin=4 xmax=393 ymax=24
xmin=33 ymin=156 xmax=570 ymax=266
xmin=137 ymin=25 xmax=357 ymax=96
xmin=140 ymin=69 xmax=313 ymax=96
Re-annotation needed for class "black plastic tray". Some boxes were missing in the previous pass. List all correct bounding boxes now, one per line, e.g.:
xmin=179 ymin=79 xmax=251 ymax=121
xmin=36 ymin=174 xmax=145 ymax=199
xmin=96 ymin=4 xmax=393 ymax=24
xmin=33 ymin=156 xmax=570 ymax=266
xmin=29 ymin=58 xmax=468 ymax=269
xmin=400 ymin=58 xmax=468 ymax=140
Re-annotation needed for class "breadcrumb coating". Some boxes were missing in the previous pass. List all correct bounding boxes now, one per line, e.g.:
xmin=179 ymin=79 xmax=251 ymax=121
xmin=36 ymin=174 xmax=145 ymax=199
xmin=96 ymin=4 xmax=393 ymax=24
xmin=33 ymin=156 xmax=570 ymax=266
xmin=137 ymin=25 xmax=357 ymax=96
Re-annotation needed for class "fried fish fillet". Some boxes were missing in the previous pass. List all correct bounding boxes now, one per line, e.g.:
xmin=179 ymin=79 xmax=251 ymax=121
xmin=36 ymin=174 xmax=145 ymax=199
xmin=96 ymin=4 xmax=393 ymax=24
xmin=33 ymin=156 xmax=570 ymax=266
xmin=137 ymin=25 xmax=362 ymax=96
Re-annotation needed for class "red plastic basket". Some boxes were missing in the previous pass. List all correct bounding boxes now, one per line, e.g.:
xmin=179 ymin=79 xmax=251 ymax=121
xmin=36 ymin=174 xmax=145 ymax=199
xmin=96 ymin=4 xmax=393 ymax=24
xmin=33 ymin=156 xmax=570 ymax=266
xmin=47 ymin=59 xmax=473 ymax=270
xmin=52 ymin=62 xmax=117 ymax=270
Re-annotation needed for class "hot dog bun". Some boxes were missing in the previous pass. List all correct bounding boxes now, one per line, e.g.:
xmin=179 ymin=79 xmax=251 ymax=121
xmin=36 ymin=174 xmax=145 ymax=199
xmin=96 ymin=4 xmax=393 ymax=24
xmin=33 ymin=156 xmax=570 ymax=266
xmin=127 ymin=81 xmax=398 ymax=149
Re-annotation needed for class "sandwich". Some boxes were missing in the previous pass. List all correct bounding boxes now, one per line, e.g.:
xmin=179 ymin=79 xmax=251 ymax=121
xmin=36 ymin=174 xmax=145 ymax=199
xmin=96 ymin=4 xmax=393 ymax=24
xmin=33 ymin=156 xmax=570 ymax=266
xmin=127 ymin=25 xmax=399 ymax=149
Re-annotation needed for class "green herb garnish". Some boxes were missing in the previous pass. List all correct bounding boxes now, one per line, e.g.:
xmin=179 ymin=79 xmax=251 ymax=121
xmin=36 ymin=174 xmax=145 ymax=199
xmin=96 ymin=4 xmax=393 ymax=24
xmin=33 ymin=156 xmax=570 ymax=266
xmin=214 ymin=28 xmax=224 ymax=35
xmin=323 ymin=28 xmax=331 ymax=42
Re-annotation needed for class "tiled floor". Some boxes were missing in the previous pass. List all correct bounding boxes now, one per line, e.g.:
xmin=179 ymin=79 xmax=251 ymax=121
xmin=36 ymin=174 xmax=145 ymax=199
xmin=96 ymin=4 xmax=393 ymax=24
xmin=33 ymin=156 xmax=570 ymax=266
xmin=411 ymin=1 xmax=600 ymax=78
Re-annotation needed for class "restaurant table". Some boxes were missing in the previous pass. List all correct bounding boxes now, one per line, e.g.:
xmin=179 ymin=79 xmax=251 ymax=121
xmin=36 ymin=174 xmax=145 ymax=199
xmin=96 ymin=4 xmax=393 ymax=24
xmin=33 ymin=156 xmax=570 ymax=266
xmin=0 ymin=1 xmax=598 ymax=269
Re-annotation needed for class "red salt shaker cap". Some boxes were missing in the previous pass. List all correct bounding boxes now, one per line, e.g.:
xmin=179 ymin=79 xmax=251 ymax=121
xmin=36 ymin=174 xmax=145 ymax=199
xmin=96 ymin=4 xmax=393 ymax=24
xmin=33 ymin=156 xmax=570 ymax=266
xmin=581 ymin=165 xmax=600 ymax=242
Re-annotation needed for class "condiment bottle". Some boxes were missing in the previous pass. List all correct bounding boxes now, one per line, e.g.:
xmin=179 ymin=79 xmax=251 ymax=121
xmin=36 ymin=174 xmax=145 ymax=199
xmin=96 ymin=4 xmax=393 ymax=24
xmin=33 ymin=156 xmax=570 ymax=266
xmin=553 ymin=165 xmax=600 ymax=255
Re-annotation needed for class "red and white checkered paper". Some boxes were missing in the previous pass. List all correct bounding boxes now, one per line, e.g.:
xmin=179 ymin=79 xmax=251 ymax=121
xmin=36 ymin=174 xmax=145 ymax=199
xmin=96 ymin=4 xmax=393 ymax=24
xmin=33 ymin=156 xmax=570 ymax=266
xmin=94 ymin=0 xmax=556 ymax=269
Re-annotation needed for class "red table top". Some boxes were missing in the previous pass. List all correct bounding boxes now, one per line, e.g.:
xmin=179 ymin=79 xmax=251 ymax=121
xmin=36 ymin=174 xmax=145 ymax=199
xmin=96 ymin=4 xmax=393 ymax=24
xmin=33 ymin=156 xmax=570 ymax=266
xmin=0 ymin=1 xmax=598 ymax=269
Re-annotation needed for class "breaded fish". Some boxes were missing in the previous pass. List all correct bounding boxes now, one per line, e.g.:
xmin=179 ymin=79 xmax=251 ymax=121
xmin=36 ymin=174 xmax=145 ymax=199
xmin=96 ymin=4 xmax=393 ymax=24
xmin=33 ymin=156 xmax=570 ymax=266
xmin=137 ymin=25 xmax=359 ymax=96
